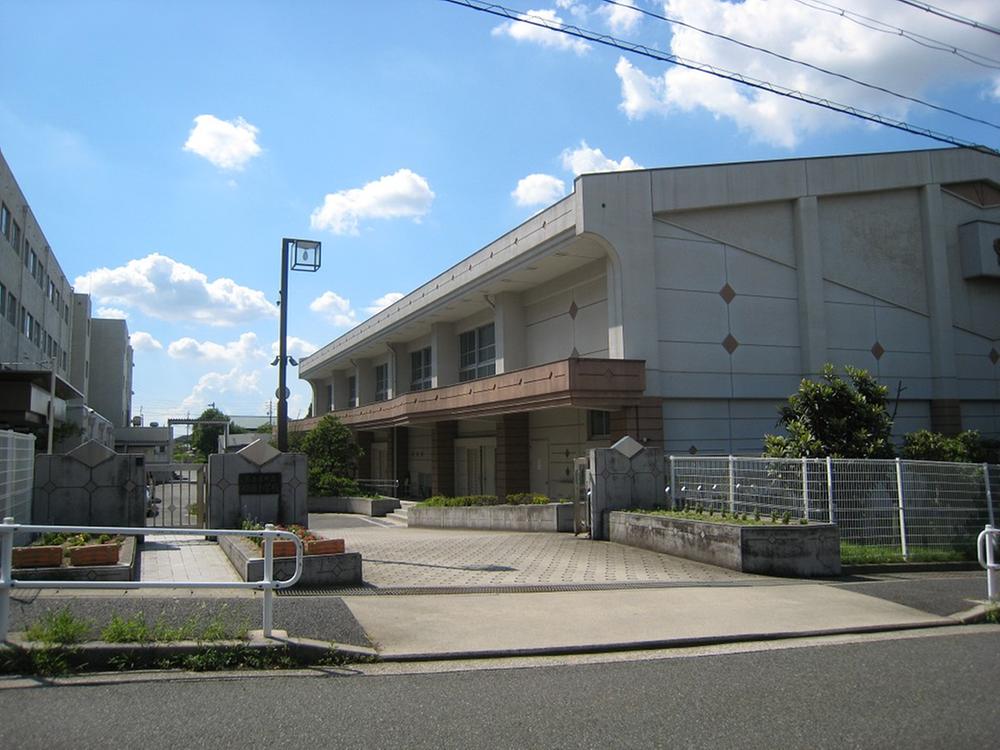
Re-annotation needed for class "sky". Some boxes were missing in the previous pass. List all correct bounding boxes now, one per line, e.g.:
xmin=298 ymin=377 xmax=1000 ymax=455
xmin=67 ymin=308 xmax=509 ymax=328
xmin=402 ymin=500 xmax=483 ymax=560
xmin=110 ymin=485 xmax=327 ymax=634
xmin=1 ymin=0 xmax=997 ymax=426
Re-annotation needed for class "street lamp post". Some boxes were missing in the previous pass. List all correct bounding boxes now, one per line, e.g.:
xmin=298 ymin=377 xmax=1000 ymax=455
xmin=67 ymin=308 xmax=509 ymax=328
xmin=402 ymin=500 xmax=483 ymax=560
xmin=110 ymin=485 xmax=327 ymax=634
xmin=274 ymin=237 xmax=321 ymax=451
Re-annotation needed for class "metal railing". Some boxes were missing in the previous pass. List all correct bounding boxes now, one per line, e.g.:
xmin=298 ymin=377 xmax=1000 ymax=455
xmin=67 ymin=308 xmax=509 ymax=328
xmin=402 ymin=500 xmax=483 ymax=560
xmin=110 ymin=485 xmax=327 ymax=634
xmin=977 ymin=525 xmax=999 ymax=602
xmin=146 ymin=463 xmax=207 ymax=529
xmin=667 ymin=455 xmax=998 ymax=557
xmin=0 ymin=430 xmax=35 ymax=544
xmin=356 ymin=478 xmax=400 ymax=498
xmin=0 ymin=518 xmax=302 ymax=642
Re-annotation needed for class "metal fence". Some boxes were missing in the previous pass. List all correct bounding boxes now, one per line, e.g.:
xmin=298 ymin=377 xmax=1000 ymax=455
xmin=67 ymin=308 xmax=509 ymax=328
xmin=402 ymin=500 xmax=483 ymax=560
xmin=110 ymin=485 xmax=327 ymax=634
xmin=145 ymin=464 xmax=207 ymax=528
xmin=0 ymin=431 xmax=36 ymax=545
xmin=356 ymin=478 xmax=399 ymax=498
xmin=668 ymin=455 xmax=998 ymax=556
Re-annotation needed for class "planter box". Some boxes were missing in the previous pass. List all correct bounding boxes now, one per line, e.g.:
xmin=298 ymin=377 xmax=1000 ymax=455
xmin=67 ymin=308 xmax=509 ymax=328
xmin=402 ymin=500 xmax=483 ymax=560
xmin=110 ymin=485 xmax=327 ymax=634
xmin=308 ymin=496 xmax=400 ymax=517
xmin=609 ymin=511 xmax=841 ymax=578
xmin=271 ymin=540 xmax=298 ymax=558
xmin=69 ymin=543 xmax=121 ymax=567
xmin=306 ymin=538 xmax=345 ymax=555
xmin=12 ymin=537 xmax=138 ymax=582
xmin=408 ymin=503 xmax=574 ymax=533
xmin=218 ymin=534 xmax=362 ymax=587
xmin=12 ymin=545 xmax=63 ymax=568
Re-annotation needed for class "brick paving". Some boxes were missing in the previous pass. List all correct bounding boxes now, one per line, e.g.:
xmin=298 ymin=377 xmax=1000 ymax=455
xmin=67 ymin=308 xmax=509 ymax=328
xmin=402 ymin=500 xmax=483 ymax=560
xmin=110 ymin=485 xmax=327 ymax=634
xmin=309 ymin=516 xmax=765 ymax=588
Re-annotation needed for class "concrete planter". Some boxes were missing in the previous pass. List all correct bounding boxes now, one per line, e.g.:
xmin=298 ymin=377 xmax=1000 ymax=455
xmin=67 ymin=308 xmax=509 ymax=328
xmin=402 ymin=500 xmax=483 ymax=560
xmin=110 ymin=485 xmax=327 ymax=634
xmin=609 ymin=511 xmax=841 ymax=577
xmin=219 ymin=534 xmax=362 ymax=587
xmin=12 ymin=545 xmax=63 ymax=568
xmin=262 ymin=538 xmax=346 ymax=557
xmin=408 ymin=503 xmax=575 ymax=533
xmin=308 ymin=496 xmax=400 ymax=517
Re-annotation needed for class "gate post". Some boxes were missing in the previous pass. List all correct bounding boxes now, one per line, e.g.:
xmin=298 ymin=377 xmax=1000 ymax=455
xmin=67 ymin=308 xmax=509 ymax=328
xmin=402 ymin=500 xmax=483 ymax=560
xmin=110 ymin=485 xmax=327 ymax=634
xmin=984 ymin=464 xmax=995 ymax=528
xmin=895 ymin=458 xmax=909 ymax=560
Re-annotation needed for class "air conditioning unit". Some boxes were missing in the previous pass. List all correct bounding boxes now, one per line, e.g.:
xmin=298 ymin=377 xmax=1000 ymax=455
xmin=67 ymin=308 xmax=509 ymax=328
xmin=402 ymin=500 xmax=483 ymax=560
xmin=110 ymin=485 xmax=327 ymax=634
xmin=958 ymin=220 xmax=1000 ymax=279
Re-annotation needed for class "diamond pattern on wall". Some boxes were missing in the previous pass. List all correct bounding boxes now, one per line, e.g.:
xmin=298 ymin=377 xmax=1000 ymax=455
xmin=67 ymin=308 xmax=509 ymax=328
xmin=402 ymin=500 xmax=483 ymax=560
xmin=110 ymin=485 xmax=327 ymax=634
xmin=722 ymin=334 xmax=739 ymax=354
xmin=688 ymin=445 xmax=698 ymax=455
xmin=568 ymin=301 xmax=578 ymax=319
xmin=990 ymin=348 xmax=999 ymax=365
xmin=871 ymin=342 xmax=885 ymax=360
xmin=719 ymin=283 xmax=736 ymax=304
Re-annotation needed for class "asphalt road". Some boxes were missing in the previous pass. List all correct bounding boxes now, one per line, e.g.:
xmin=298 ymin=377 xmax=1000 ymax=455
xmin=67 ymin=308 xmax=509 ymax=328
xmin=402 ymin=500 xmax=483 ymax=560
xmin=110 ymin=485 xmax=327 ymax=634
xmin=2 ymin=628 xmax=998 ymax=749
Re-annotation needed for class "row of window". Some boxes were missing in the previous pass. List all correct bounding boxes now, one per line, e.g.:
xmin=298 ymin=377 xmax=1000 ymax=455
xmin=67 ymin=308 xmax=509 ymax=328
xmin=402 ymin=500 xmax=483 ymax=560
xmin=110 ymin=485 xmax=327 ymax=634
xmin=2 ymin=201 xmax=71 ymax=324
xmin=0 ymin=282 xmax=68 ymax=369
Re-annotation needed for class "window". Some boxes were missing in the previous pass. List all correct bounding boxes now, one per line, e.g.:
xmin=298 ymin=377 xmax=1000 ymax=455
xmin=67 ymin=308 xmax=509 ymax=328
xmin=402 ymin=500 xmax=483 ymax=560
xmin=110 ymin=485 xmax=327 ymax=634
xmin=0 ymin=283 xmax=5 ymax=319
xmin=64 ymin=303 xmax=69 ymax=323
xmin=0 ymin=203 xmax=10 ymax=240
xmin=22 ymin=309 xmax=31 ymax=339
xmin=374 ymin=363 xmax=389 ymax=402
xmin=588 ymin=410 xmax=611 ymax=440
xmin=37 ymin=262 xmax=44 ymax=287
xmin=459 ymin=323 xmax=496 ymax=382
xmin=410 ymin=347 xmax=432 ymax=391
xmin=348 ymin=376 xmax=357 ymax=408
xmin=7 ymin=294 xmax=17 ymax=326
xmin=11 ymin=221 xmax=20 ymax=254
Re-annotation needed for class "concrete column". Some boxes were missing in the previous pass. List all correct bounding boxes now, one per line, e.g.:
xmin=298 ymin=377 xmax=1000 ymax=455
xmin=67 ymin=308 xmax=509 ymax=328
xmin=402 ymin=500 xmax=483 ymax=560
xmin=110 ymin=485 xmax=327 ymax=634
xmin=920 ymin=184 xmax=961 ymax=433
xmin=355 ymin=358 xmax=374 ymax=405
xmin=431 ymin=322 xmax=458 ymax=387
xmin=494 ymin=292 xmax=525 ymax=374
xmin=495 ymin=412 xmax=530 ymax=501
xmin=396 ymin=346 xmax=413 ymax=395
xmin=610 ymin=402 xmax=664 ymax=449
xmin=392 ymin=426 xmax=409 ymax=495
xmin=793 ymin=196 xmax=828 ymax=377
xmin=431 ymin=420 xmax=457 ymax=497
xmin=356 ymin=430 xmax=374 ymax=479
xmin=331 ymin=371 xmax=349 ymax=410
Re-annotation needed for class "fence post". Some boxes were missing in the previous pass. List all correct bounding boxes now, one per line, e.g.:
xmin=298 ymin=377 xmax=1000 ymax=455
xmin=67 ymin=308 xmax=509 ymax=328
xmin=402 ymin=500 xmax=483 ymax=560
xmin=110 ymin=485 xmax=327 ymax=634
xmin=801 ymin=457 xmax=809 ymax=521
xmin=826 ymin=457 xmax=835 ymax=524
xmin=895 ymin=458 xmax=909 ymax=560
xmin=0 ymin=516 xmax=13 ymax=643
xmin=984 ymin=464 xmax=995 ymax=528
xmin=262 ymin=523 xmax=275 ymax=637
xmin=728 ymin=456 xmax=736 ymax=514
xmin=669 ymin=456 xmax=677 ymax=509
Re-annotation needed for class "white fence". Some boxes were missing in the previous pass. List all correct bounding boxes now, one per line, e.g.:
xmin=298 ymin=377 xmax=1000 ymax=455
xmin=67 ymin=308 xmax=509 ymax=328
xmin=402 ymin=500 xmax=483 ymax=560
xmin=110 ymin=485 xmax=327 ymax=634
xmin=668 ymin=455 xmax=998 ymax=555
xmin=0 ymin=430 xmax=36 ymax=543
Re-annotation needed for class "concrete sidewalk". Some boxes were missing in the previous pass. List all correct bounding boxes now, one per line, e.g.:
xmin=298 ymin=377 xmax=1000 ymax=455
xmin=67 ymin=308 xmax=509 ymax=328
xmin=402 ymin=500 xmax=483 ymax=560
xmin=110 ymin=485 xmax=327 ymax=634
xmin=338 ymin=582 xmax=967 ymax=660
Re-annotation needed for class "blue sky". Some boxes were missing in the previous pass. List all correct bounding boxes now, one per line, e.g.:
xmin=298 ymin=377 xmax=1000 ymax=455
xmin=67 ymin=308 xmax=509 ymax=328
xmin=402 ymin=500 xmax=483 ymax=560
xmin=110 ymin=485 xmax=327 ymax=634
xmin=1 ymin=0 xmax=997 ymax=426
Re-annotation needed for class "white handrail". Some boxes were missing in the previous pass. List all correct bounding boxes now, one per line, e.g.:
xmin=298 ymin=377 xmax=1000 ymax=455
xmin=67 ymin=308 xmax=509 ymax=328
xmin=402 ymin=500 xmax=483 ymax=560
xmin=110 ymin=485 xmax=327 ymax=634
xmin=0 ymin=518 xmax=303 ymax=642
xmin=976 ymin=525 xmax=999 ymax=602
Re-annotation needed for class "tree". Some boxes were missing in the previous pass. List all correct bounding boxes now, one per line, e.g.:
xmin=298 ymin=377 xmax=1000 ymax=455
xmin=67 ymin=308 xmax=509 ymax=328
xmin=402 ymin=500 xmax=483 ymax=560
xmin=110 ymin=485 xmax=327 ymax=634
xmin=763 ymin=364 xmax=895 ymax=459
xmin=189 ymin=407 xmax=233 ymax=460
xmin=297 ymin=415 xmax=363 ymax=496
xmin=901 ymin=429 xmax=999 ymax=463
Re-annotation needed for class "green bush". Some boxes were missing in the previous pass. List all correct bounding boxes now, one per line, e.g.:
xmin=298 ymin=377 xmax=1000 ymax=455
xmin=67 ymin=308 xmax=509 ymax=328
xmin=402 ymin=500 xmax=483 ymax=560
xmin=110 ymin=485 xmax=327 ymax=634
xmin=901 ymin=429 xmax=998 ymax=463
xmin=503 ymin=493 xmax=554 ymax=505
xmin=421 ymin=493 xmax=559 ymax=507
xmin=25 ymin=608 xmax=92 ymax=644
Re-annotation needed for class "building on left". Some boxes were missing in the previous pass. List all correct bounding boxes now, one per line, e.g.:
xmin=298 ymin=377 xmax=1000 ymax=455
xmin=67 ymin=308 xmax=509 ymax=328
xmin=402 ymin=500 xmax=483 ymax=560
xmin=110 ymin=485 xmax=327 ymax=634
xmin=0 ymin=147 xmax=131 ymax=449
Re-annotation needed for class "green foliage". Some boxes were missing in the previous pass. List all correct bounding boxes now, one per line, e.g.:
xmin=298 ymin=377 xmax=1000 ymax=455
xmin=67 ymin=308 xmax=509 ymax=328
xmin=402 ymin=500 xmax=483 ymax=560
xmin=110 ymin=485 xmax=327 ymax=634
xmin=900 ymin=429 xmax=998 ymax=463
xmin=101 ymin=612 xmax=248 ymax=643
xmin=763 ymin=364 xmax=895 ymax=459
xmin=25 ymin=608 xmax=92 ymax=644
xmin=420 ymin=493 xmax=557 ymax=507
xmin=297 ymin=415 xmax=363 ymax=495
xmin=839 ymin=543 xmax=975 ymax=565
xmin=190 ymin=407 xmax=233 ymax=460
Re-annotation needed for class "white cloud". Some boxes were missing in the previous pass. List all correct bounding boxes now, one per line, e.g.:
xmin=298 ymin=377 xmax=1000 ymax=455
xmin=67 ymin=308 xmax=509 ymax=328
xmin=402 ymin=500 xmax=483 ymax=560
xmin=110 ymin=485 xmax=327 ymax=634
xmin=599 ymin=0 xmax=640 ymax=34
xmin=270 ymin=336 xmax=318 ymax=359
xmin=181 ymin=366 xmax=262 ymax=409
xmin=96 ymin=307 xmax=128 ymax=319
xmin=129 ymin=331 xmax=162 ymax=351
xmin=617 ymin=0 xmax=1000 ymax=148
xmin=167 ymin=332 xmax=264 ymax=364
xmin=365 ymin=292 xmax=404 ymax=316
xmin=560 ymin=141 xmax=642 ymax=175
xmin=183 ymin=114 xmax=262 ymax=170
xmin=512 ymin=173 xmax=567 ymax=207
xmin=74 ymin=253 xmax=277 ymax=327
xmin=492 ymin=8 xmax=590 ymax=54
xmin=310 ymin=169 xmax=435 ymax=235
xmin=310 ymin=291 xmax=358 ymax=328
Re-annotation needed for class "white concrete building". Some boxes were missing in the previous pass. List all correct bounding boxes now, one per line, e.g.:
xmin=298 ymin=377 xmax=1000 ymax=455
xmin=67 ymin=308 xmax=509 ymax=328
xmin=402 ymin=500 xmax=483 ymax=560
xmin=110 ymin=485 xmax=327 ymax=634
xmin=296 ymin=148 xmax=1000 ymax=500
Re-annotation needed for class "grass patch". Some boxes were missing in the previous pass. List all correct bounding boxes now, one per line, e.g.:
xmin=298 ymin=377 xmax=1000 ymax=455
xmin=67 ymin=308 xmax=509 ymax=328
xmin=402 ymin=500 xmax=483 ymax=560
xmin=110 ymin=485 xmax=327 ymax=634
xmin=24 ymin=608 xmax=92 ymax=645
xmin=101 ymin=611 xmax=249 ymax=643
xmin=631 ymin=508 xmax=806 ymax=526
xmin=839 ymin=543 xmax=976 ymax=565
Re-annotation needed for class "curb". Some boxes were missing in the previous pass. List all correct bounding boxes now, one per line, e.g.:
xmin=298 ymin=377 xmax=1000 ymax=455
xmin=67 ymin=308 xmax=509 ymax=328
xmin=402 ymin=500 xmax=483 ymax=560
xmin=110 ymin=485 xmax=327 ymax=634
xmin=841 ymin=562 xmax=981 ymax=575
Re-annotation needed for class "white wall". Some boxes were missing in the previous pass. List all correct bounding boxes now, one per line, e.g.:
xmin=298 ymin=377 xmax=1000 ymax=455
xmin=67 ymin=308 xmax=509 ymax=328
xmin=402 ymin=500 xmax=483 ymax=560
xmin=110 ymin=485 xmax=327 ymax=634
xmin=522 ymin=260 xmax=608 ymax=364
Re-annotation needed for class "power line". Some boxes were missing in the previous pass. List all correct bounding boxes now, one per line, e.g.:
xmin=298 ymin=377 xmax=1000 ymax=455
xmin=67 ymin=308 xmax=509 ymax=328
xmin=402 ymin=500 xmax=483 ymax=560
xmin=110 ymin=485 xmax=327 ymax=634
xmin=891 ymin=0 xmax=1000 ymax=37
xmin=443 ymin=0 xmax=997 ymax=155
xmin=789 ymin=0 xmax=1000 ymax=68
xmin=601 ymin=0 xmax=999 ymax=132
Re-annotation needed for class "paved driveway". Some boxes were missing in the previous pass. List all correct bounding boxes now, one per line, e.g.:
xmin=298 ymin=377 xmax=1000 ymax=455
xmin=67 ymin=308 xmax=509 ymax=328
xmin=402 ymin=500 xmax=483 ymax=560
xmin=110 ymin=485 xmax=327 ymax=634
xmin=308 ymin=514 xmax=766 ymax=589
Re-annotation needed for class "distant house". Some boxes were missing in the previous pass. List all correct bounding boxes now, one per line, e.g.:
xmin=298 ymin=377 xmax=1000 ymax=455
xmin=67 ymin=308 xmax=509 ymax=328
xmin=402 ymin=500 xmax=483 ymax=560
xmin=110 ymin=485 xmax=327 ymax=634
xmin=294 ymin=147 xmax=1000 ymax=500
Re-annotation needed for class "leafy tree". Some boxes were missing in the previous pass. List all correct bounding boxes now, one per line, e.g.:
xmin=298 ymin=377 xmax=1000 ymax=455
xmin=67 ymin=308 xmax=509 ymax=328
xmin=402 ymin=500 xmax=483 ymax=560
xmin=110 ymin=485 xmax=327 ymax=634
xmin=190 ymin=407 xmax=233 ymax=460
xmin=901 ymin=429 xmax=998 ymax=463
xmin=763 ymin=364 xmax=895 ymax=459
xmin=296 ymin=415 xmax=363 ymax=495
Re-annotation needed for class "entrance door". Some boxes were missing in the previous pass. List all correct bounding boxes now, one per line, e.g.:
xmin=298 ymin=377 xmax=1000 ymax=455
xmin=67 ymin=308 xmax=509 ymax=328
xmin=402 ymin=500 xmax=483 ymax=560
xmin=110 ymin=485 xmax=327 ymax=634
xmin=371 ymin=443 xmax=389 ymax=479
xmin=454 ymin=439 xmax=496 ymax=495
xmin=530 ymin=439 xmax=549 ymax=496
